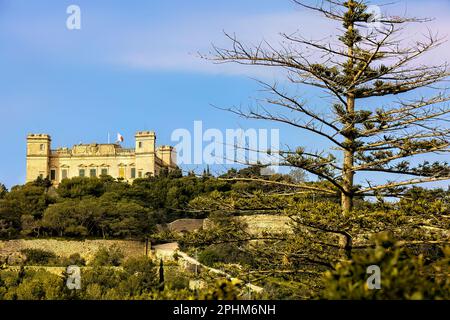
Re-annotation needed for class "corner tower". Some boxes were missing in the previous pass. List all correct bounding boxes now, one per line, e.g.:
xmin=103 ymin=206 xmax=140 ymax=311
xmin=135 ymin=131 xmax=156 ymax=178
xmin=26 ymin=134 xmax=51 ymax=182
xmin=156 ymin=145 xmax=177 ymax=168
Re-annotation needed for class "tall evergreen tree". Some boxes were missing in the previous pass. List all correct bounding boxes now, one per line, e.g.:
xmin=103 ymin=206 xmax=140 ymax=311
xmin=208 ymin=0 xmax=449 ymax=214
xmin=158 ymin=259 xmax=165 ymax=291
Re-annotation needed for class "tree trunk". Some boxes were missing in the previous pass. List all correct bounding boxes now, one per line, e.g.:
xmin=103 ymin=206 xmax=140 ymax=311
xmin=342 ymin=0 xmax=356 ymax=216
xmin=342 ymin=94 xmax=355 ymax=215
xmin=341 ymin=141 xmax=355 ymax=215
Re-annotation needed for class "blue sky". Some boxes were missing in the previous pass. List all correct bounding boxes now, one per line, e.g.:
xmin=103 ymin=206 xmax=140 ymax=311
xmin=0 ymin=0 xmax=449 ymax=189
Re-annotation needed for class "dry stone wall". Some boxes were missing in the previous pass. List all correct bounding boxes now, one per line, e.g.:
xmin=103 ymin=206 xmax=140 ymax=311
xmin=0 ymin=239 xmax=145 ymax=264
xmin=203 ymin=215 xmax=293 ymax=235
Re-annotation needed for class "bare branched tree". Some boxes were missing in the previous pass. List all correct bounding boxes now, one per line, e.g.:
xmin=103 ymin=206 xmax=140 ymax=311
xmin=205 ymin=0 xmax=450 ymax=214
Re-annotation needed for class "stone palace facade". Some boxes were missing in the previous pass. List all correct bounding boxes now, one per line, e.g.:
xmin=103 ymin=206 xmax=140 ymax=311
xmin=26 ymin=131 xmax=176 ymax=184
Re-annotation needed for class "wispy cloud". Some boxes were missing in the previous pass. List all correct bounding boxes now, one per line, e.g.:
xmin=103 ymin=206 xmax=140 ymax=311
xmin=1 ymin=1 xmax=449 ymax=76
xmin=104 ymin=6 xmax=450 ymax=76
xmin=107 ymin=11 xmax=326 ymax=76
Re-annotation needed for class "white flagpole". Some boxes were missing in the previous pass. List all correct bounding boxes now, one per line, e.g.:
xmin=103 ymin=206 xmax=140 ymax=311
xmin=108 ymin=132 xmax=110 ymax=144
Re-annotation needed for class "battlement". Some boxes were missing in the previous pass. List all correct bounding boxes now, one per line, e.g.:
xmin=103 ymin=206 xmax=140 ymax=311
xmin=135 ymin=131 xmax=155 ymax=137
xmin=27 ymin=133 xmax=51 ymax=140
xmin=156 ymin=145 xmax=176 ymax=168
xmin=157 ymin=145 xmax=174 ymax=151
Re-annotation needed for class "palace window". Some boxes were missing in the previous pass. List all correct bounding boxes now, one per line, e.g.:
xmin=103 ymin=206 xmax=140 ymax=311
xmin=40 ymin=144 xmax=44 ymax=151
xmin=138 ymin=171 xmax=142 ymax=178
xmin=131 ymin=168 xmax=136 ymax=179
xmin=101 ymin=168 xmax=108 ymax=176
xmin=50 ymin=169 xmax=56 ymax=181
xmin=62 ymin=169 xmax=68 ymax=179
xmin=90 ymin=169 xmax=97 ymax=177
xmin=138 ymin=142 xmax=142 ymax=148
xmin=79 ymin=169 xmax=85 ymax=177
xmin=119 ymin=167 xmax=125 ymax=178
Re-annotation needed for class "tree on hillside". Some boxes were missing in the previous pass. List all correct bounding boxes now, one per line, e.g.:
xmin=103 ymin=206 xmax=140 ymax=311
xmin=207 ymin=0 xmax=450 ymax=214
xmin=182 ymin=0 xmax=450 ymax=299
xmin=0 ymin=183 xmax=7 ymax=199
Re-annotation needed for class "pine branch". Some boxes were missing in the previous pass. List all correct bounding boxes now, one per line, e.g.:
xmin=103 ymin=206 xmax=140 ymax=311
xmin=218 ymin=177 xmax=337 ymax=194
xmin=357 ymin=175 xmax=450 ymax=194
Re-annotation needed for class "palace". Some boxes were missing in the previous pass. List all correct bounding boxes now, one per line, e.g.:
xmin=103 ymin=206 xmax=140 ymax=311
xmin=26 ymin=131 xmax=176 ymax=184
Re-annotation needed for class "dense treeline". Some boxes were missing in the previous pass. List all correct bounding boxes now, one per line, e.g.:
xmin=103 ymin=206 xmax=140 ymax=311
xmin=0 ymin=246 xmax=243 ymax=300
xmin=1 ymin=166 xmax=449 ymax=299
xmin=0 ymin=166 xmax=303 ymax=239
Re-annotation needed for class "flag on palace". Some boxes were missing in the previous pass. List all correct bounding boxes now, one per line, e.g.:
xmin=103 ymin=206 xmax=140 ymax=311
xmin=117 ymin=133 xmax=124 ymax=143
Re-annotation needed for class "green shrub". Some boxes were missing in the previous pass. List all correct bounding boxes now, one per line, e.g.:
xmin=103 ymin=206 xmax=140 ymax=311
xmin=20 ymin=249 xmax=56 ymax=265
xmin=198 ymin=244 xmax=253 ymax=267
xmin=60 ymin=253 xmax=86 ymax=266
xmin=321 ymin=235 xmax=450 ymax=300
xmin=2 ymin=269 xmax=66 ymax=300
xmin=167 ymin=274 xmax=189 ymax=290
xmin=91 ymin=246 xmax=124 ymax=266
xmin=122 ymin=256 xmax=158 ymax=294
xmin=198 ymin=248 xmax=222 ymax=266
